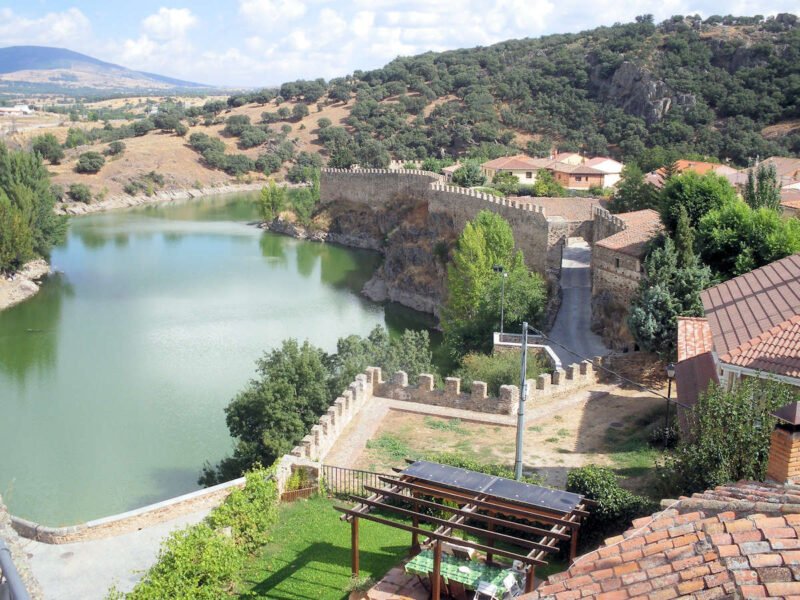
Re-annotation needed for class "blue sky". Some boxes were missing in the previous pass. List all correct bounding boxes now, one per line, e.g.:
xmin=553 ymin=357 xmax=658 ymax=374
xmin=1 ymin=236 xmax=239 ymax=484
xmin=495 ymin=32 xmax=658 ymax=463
xmin=1 ymin=1 xmax=798 ymax=87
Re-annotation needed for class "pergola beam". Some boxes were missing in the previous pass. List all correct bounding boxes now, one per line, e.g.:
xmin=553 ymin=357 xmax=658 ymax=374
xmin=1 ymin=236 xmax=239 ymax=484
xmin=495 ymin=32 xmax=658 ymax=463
xmin=334 ymin=505 xmax=548 ymax=566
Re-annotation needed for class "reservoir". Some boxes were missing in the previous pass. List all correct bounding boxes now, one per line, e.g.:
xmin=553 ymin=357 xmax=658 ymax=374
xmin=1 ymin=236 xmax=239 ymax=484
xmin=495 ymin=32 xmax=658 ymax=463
xmin=0 ymin=193 xmax=433 ymax=525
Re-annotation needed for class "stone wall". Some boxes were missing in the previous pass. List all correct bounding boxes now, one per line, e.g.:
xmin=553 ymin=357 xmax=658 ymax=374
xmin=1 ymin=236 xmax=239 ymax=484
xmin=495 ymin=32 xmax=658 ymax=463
xmin=320 ymin=169 xmax=561 ymax=276
xmin=591 ymin=205 xmax=626 ymax=244
xmin=1 ymin=495 xmax=42 ymax=597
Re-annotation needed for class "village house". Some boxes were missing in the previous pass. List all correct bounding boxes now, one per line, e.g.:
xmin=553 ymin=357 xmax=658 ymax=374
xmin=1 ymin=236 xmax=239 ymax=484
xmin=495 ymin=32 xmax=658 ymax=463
xmin=644 ymin=159 xmax=740 ymax=188
xmin=675 ymin=254 xmax=800 ymax=411
xmin=480 ymin=153 xmax=623 ymax=190
xmin=590 ymin=208 xmax=664 ymax=351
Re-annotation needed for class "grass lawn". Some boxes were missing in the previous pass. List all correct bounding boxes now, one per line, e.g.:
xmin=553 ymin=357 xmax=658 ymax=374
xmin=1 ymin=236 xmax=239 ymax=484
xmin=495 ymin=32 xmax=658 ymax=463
xmin=239 ymin=496 xmax=413 ymax=599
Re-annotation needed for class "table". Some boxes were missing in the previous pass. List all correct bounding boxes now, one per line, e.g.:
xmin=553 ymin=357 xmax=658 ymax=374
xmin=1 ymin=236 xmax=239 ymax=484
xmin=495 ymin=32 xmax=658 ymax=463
xmin=404 ymin=549 xmax=518 ymax=590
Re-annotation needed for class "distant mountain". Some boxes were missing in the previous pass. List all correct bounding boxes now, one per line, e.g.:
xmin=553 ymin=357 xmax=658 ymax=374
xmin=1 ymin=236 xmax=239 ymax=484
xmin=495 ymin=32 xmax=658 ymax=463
xmin=0 ymin=46 xmax=208 ymax=92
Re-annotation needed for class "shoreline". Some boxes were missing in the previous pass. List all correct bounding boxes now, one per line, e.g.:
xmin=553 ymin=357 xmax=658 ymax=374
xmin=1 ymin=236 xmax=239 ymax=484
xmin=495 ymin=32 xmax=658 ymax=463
xmin=0 ymin=259 xmax=51 ymax=312
xmin=55 ymin=181 xmax=267 ymax=216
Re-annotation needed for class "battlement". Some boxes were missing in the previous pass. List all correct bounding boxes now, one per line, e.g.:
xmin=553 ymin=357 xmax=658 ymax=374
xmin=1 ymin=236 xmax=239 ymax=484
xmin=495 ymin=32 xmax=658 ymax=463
xmin=321 ymin=167 xmax=443 ymax=179
xmin=592 ymin=204 xmax=627 ymax=243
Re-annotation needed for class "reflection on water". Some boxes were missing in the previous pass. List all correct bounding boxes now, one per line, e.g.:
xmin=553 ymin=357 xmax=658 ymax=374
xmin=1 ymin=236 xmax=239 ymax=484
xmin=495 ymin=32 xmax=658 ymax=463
xmin=0 ymin=192 xmax=436 ymax=525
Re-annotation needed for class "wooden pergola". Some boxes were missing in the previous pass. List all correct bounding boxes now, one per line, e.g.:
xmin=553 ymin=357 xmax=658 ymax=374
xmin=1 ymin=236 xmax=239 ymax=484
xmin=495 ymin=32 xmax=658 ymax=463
xmin=336 ymin=461 xmax=593 ymax=598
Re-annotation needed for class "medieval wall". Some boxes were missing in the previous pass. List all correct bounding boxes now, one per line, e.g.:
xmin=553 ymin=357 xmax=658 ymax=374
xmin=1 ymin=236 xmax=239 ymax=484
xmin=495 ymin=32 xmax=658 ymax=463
xmin=591 ymin=205 xmax=626 ymax=244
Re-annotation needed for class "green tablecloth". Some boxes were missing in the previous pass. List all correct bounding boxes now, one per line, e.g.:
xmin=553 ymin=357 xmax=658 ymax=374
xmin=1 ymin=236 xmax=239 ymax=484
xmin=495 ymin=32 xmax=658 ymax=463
xmin=404 ymin=549 xmax=517 ymax=590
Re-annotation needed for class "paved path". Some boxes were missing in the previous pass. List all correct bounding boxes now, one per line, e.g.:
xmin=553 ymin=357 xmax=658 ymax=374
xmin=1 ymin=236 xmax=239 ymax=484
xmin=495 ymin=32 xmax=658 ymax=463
xmin=20 ymin=508 xmax=212 ymax=600
xmin=548 ymin=240 xmax=610 ymax=366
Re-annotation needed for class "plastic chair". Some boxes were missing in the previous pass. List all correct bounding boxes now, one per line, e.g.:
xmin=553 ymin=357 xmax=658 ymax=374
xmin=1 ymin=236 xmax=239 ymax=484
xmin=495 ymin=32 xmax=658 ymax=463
xmin=473 ymin=581 xmax=499 ymax=600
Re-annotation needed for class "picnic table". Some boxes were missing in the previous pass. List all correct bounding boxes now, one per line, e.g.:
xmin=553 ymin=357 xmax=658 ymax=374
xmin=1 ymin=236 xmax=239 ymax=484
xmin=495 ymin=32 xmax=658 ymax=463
xmin=405 ymin=549 xmax=518 ymax=590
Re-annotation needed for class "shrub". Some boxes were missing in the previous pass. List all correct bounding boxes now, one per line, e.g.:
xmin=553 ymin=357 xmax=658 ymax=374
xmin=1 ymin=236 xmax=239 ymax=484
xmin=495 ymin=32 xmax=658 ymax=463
xmin=104 ymin=141 xmax=126 ymax=156
xmin=238 ymin=127 xmax=268 ymax=149
xmin=76 ymin=152 xmax=105 ymax=174
xmin=31 ymin=133 xmax=64 ymax=164
xmin=454 ymin=351 xmax=545 ymax=396
xmin=567 ymin=465 xmax=656 ymax=550
xmin=206 ymin=467 xmax=279 ymax=553
xmin=65 ymin=127 xmax=88 ymax=148
xmin=67 ymin=183 xmax=92 ymax=203
xmin=223 ymin=154 xmax=255 ymax=176
xmin=255 ymin=153 xmax=282 ymax=174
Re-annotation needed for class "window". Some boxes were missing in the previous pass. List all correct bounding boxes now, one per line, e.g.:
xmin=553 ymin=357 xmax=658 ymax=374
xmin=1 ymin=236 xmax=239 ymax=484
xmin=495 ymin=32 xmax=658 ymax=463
xmin=575 ymin=176 xmax=582 ymax=182
xmin=526 ymin=172 xmax=532 ymax=179
xmin=615 ymin=257 xmax=620 ymax=269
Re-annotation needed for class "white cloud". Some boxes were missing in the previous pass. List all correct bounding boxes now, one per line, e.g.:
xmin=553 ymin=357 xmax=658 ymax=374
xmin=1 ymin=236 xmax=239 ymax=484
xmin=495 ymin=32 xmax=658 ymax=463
xmin=0 ymin=7 xmax=90 ymax=47
xmin=239 ymin=0 xmax=307 ymax=24
xmin=142 ymin=8 xmax=197 ymax=41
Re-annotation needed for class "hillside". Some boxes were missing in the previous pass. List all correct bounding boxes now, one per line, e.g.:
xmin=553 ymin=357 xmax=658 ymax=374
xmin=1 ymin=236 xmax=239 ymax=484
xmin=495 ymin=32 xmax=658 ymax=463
xmin=0 ymin=46 xmax=207 ymax=92
xmin=8 ymin=14 xmax=800 ymax=201
xmin=239 ymin=13 xmax=799 ymax=169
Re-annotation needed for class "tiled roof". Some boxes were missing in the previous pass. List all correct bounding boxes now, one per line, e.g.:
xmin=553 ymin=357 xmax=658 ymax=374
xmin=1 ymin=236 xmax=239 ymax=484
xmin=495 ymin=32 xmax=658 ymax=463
xmin=701 ymin=254 xmax=800 ymax=363
xmin=595 ymin=209 xmax=663 ymax=258
xmin=511 ymin=197 xmax=604 ymax=222
xmin=584 ymin=157 xmax=624 ymax=173
xmin=720 ymin=316 xmax=800 ymax=379
xmin=524 ymin=481 xmax=800 ymax=600
xmin=550 ymin=162 xmax=604 ymax=175
xmin=760 ymin=157 xmax=800 ymax=179
xmin=677 ymin=317 xmax=714 ymax=362
xmin=781 ymin=189 xmax=800 ymax=211
xmin=675 ymin=351 xmax=719 ymax=410
xmin=481 ymin=155 xmax=541 ymax=171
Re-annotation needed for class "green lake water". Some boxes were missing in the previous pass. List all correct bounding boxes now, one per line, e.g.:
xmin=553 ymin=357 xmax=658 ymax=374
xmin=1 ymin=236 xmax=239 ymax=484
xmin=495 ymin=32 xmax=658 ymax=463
xmin=0 ymin=193 xmax=435 ymax=526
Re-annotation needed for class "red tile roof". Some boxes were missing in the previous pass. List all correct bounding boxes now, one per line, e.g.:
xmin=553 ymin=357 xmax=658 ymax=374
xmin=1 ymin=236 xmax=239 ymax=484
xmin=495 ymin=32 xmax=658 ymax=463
xmin=594 ymin=209 xmax=663 ymax=258
xmin=481 ymin=155 xmax=541 ymax=171
xmin=523 ymin=481 xmax=800 ymax=600
xmin=720 ymin=316 xmax=800 ymax=379
xmin=677 ymin=317 xmax=714 ymax=362
xmin=701 ymin=254 xmax=800 ymax=375
xmin=549 ymin=163 xmax=604 ymax=175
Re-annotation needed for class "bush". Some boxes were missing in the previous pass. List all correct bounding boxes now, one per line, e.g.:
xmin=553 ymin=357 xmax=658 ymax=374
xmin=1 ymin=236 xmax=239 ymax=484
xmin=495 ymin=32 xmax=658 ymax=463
xmin=76 ymin=151 xmax=105 ymax=174
xmin=454 ymin=351 xmax=545 ymax=396
xmin=104 ymin=141 xmax=126 ymax=156
xmin=567 ymin=465 xmax=656 ymax=550
xmin=65 ymin=127 xmax=88 ymax=148
xmin=31 ymin=133 xmax=64 ymax=164
xmin=238 ymin=127 xmax=268 ymax=149
xmin=223 ymin=154 xmax=255 ymax=176
xmin=67 ymin=183 xmax=92 ymax=203
xmin=255 ymin=153 xmax=282 ymax=174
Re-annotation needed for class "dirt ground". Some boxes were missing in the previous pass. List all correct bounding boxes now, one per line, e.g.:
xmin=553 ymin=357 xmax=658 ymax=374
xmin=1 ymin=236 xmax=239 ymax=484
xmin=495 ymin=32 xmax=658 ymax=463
xmin=353 ymin=385 xmax=666 ymax=492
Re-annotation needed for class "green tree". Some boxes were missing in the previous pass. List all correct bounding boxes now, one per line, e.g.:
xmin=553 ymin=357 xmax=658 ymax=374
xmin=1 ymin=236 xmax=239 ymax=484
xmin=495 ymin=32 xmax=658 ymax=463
xmin=608 ymin=164 xmax=658 ymax=213
xmin=442 ymin=210 xmax=546 ymax=355
xmin=31 ymin=133 xmax=64 ymax=165
xmin=531 ymin=169 xmax=565 ymax=197
xmin=743 ymin=162 xmax=780 ymax=210
xmin=76 ymin=152 xmax=105 ymax=174
xmin=0 ymin=143 xmax=66 ymax=272
xmin=696 ymin=197 xmax=800 ymax=280
xmin=64 ymin=128 xmax=88 ymax=148
xmin=673 ymin=205 xmax=695 ymax=268
xmin=628 ymin=237 xmax=712 ymax=360
xmin=292 ymin=103 xmax=310 ymax=120
xmin=104 ymin=141 xmax=126 ymax=156
xmin=258 ymin=180 xmax=286 ymax=222
xmin=491 ymin=171 xmax=519 ymax=196
xmin=452 ymin=161 xmax=486 ymax=187
xmin=660 ymin=379 xmax=798 ymax=496
xmin=317 ymin=117 xmax=332 ymax=129
xmin=67 ymin=183 xmax=92 ymax=203
xmin=659 ymin=171 xmax=736 ymax=233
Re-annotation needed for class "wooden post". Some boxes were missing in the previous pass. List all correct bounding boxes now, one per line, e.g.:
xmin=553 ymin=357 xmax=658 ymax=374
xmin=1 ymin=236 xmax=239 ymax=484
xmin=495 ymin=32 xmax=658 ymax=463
xmin=351 ymin=517 xmax=360 ymax=576
xmin=411 ymin=493 xmax=420 ymax=552
xmin=570 ymin=528 xmax=579 ymax=560
xmin=526 ymin=566 xmax=536 ymax=593
xmin=486 ymin=511 xmax=495 ymax=564
xmin=432 ymin=539 xmax=442 ymax=600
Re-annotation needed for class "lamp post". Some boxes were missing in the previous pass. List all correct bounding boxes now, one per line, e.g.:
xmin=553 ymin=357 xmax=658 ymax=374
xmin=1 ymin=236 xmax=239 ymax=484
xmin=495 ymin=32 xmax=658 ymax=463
xmin=514 ymin=321 xmax=529 ymax=480
xmin=664 ymin=363 xmax=675 ymax=449
xmin=492 ymin=265 xmax=507 ymax=334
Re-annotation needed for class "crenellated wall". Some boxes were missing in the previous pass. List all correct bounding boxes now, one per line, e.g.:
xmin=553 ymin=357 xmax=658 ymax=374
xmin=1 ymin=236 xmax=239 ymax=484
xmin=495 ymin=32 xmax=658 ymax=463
xmin=591 ymin=205 xmax=627 ymax=244
xmin=320 ymin=168 xmax=561 ymax=276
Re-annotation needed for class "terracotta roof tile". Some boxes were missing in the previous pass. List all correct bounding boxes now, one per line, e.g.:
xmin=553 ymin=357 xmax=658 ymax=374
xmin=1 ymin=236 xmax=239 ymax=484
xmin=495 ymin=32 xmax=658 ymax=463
xmin=595 ymin=209 xmax=663 ymax=258
xmin=522 ymin=481 xmax=800 ymax=600
xmin=481 ymin=154 xmax=542 ymax=170
xmin=701 ymin=254 xmax=800 ymax=376
xmin=677 ymin=317 xmax=714 ymax=362
xmin=720 ymin=315 xmax=800 ymax=378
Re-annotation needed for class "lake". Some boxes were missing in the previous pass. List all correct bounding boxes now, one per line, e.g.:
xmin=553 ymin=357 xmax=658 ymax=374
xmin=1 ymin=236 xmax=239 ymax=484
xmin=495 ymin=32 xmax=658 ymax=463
xmin=0 ymin=193 xmax=434 ymax=525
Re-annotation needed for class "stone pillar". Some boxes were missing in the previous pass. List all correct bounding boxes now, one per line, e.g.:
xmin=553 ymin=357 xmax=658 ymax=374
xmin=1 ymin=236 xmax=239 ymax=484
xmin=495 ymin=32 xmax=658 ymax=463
xmin=418 ymin=374 xmax=435 ymax=392
xmin=537 ymin=373 xmax=552 ymax=394
xmin=580 ymin=360 xmax=594 ymax=379
xmin=499 ymin=385 xmax=519 ymax=415
xmin=445 ymin=377 xmax=461 ymax=397
xmin=393 ymin=371 xmax=409 ymax=386
xmin=471 ymin=381 xmax=488 ymax=404
xmin=553 ymin=368 xmax=566 ymax=385
xmin=565 ymin=364 xmax=578 ymax=381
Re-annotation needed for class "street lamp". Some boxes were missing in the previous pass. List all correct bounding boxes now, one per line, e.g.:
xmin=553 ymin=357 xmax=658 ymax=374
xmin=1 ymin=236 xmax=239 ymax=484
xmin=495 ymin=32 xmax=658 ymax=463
xmin=514 ymin=321 xmax=529 ymax=480
xmin=664 ymin=363 xmax=676 ymax=448
xmin=492 ymin=264 xmax=507 ymax=334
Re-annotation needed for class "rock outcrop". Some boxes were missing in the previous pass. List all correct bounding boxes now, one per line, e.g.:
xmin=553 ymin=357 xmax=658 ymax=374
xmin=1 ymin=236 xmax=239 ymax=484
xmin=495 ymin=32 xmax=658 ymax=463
xmin=590 ymin=61 xmax=696 ymax=124
xmin=0 ymin=259 xmax=50 ymax=312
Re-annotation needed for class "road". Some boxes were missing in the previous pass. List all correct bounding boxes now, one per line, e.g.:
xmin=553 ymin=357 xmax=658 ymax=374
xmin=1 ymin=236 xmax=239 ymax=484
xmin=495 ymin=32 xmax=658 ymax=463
xmin=547 ymin=239 xmax=610 ymax=366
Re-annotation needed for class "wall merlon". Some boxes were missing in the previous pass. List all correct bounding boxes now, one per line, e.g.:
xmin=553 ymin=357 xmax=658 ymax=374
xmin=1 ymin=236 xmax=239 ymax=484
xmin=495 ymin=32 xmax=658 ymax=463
xmin=471 ymin=381 xmax=488 ymax=400
xmin=393 ymin=371 xmax=409 ymax=386
xmin=418 ymin=374 xmax=435 ymax=391
xmin=445 ymin=377 xmax=460 ymax=395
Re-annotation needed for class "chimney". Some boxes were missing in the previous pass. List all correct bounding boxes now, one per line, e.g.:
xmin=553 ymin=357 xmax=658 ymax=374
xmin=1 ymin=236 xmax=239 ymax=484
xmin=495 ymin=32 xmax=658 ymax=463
xmin=767 ymin=402 xmax=800 ymax=484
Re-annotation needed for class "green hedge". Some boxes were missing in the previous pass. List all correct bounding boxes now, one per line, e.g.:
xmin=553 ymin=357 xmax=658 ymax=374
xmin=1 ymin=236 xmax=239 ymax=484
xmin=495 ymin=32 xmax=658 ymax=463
xmin=566 ymin=465 xmax=656 ymax=551
xmin=113 ymin=464 xmax=280 ymax=599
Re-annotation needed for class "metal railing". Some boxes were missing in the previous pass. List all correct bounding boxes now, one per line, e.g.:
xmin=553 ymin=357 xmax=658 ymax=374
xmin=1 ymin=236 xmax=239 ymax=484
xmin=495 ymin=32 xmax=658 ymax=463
xmin=321 ymin=465 xmax=397 ymax=499
xmin=0 ymin=539 xmax=31 ymax=600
